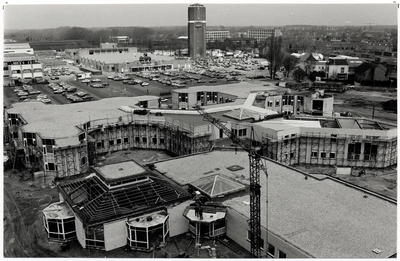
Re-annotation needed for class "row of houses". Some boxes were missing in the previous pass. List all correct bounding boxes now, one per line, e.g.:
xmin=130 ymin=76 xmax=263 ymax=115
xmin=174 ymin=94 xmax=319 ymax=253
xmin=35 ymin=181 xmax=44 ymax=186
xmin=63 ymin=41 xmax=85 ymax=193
xmin=296 ymin=52 xmax=397 ymax=83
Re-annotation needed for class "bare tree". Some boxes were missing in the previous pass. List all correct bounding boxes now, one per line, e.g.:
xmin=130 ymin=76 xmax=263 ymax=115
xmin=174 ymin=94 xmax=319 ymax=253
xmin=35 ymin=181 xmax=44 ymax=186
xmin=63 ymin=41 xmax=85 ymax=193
xmin=282 ymin=54 xmax=299 ymax=78
xmin=266 ymin=36 xmax=285 ymax=79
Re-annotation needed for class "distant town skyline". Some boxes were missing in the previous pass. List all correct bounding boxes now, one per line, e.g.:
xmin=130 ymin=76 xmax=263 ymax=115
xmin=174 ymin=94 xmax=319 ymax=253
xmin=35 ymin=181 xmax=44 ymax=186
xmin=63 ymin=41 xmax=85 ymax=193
xmin=3 ymin=1 xmax=398 ymax=30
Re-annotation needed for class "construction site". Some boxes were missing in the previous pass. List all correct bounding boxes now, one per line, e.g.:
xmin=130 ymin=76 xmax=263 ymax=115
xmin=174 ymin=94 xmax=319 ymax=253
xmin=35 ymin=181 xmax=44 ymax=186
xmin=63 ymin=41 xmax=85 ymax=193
xmin=3 ymin=81 xmax=398 ymax=258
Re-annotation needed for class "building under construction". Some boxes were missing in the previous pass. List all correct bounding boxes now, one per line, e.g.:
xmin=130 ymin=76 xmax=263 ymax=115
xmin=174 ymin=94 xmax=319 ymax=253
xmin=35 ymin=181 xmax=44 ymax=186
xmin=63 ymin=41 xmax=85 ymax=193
xmin=41 ymin=150 xmax=397 ymax=258
xmin=4 ymin=84 xmax=397 ymax=185
xmin=4 ymin=97 xmax=213 ymax=184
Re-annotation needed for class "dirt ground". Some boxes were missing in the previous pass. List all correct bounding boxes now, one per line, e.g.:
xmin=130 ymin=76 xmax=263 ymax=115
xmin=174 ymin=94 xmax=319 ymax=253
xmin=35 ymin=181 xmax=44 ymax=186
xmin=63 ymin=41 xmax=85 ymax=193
xmin=294 ymin=164 xmax=397 ymax=200
xmin=3 ymin=149 xmax=251 ymax=258
xmin=332 ymin=90 xmax=397 ymax=124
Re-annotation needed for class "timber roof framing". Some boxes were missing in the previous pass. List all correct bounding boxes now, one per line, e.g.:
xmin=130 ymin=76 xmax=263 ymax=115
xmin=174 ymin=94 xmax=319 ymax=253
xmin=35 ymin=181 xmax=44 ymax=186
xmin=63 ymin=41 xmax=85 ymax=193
xmin=59 ymin=175 xmax=190 ymax=225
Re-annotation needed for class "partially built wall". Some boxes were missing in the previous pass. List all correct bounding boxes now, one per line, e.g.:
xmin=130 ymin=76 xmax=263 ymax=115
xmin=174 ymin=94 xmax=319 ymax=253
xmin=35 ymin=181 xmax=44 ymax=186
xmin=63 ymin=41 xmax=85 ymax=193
xmin=86 ymin=116 xmax=213 ymax=160
xmin=263 ymin=132 xmax=397 ymax=169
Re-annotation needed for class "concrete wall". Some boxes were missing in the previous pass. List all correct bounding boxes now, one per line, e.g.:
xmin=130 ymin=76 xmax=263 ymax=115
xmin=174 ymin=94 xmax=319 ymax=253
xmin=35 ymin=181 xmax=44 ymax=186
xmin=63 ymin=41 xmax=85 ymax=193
xmin=75 ymin=216 xmax=86 ymax=249
xmin=168 ymin=201 xmax=191 ymax=237
xmin=226 ymin=208 xmax=311 ymax=258
xmin=104 ymin=219 xmax=128 ymax=251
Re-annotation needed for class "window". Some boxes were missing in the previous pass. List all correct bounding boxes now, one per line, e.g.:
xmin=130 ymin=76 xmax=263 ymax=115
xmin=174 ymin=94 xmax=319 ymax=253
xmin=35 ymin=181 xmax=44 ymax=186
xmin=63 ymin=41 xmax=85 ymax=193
xmin=142 ymin=137 xmax=147 ymax=143
xmin=311 ymin=151 xmax=318 ymax=158
xmin=331 ymin=134 xmax=337 ymax=143
xmin=246 ymin=230 xmax=264 ymax=250
xmin=152 ymin=137 xmax=157 ymax=144
xmin=290 ymin=152 xmax=294 ymax=159
xmin=268 ymin=243 xmax=275 ymax=257
xmin=160 ymin=138 xmax=165 ymax=144
xmin=279 ymin=250 xmax=287 ymax=258
xmin=238 ymin=128 xmax=247 ymax=137
xmin=117 ymin=138 xmax=122 ymax=145
xmin=135 ymin=137 xmax=139 ymax=142
xmin=267 ymin=101 xmax=273 ymax=107
xmin=330 ymin=152 xmax=336 ymax=159
xmin=109 ymin=140 xmax=114 ymax=146
xmin=124 ymin=137 xmax=129 ymax=144
xmin=364 ymin=143 xmax=378 ymax=160
xmin=275 ymin=100 xmax=280 ymax=107
xmin=320 ymin=152 xmax=327 ymax=158
xmin=340 ymin=67 xmax=345 ymax=73
xmin=348 ymin=142 xmax=361 ymax=160
xmin=82 ymin=157 xmax=87 ymax=165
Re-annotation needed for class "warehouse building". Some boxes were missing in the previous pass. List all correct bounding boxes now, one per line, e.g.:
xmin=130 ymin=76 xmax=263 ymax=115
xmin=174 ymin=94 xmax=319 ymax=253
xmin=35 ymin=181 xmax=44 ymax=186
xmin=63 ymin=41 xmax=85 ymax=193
xmin=65 ymin=45 xmax=189 ymax=74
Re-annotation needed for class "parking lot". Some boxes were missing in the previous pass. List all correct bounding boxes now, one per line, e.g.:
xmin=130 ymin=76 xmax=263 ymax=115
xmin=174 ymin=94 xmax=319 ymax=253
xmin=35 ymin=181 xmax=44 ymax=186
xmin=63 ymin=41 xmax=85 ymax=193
xmin=4 ymin=58 xmax=274 ymax=108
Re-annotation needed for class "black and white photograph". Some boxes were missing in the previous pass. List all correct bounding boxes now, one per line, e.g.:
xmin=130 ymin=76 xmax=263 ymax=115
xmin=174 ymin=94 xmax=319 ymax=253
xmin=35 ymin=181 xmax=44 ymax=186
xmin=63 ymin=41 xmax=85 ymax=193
xmin=2 ymin=0 xmax=398 ymax=258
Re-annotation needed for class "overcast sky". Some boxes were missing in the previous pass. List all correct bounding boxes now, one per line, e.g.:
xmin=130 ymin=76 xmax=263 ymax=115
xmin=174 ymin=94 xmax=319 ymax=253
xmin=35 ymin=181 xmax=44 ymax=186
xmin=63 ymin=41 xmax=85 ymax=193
xmin=3 ymin=1 xmax=398 ymax=30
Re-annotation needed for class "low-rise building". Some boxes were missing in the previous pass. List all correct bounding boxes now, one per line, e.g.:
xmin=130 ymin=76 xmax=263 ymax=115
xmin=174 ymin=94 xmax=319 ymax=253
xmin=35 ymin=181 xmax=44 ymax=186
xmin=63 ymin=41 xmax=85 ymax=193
xmin=326 ymin=58 xmax=349 ymax=80
xmin=247 ymin=28 xmax=282 ymax=43
xmin=206 ymin=30 xmax=230 ymax=42
xmin=154 ymin=150 xmax=397 ymax=258
xmin=43 ymin=160 xmax=191 ymax=251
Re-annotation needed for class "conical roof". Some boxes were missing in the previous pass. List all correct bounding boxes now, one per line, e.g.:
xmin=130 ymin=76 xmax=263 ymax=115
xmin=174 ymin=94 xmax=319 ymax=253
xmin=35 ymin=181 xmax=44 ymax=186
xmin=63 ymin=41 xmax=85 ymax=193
xmin=191 ymin=175 xmax=245 ymax=198
xmin=224 ymin=108 xmax=258 ymax=121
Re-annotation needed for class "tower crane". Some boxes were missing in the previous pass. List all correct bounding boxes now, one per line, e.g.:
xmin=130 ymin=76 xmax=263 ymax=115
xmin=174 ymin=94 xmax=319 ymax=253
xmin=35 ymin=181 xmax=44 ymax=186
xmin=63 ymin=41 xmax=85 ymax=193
xmin=193 ymin=105 xmax=267 ymax=258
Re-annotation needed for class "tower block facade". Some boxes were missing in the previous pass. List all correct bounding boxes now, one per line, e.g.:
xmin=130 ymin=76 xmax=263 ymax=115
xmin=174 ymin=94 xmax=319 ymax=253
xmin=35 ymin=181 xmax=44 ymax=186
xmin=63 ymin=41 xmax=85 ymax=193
xmin=188 ymin=4 xmax=206 ymax=59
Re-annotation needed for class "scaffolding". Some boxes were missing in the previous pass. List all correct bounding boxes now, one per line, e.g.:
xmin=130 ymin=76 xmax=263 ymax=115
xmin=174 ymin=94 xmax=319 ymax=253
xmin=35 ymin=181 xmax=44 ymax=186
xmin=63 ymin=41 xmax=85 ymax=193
xmin=262 ymin=132 xmax=397 ymax=169
xmin=85 ymin=115 xmax=213 ymax=158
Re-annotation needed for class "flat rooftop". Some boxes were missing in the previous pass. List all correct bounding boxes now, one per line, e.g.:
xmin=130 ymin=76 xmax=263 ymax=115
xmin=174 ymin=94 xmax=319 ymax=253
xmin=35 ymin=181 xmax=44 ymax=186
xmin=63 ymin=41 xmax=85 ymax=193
xmin=6 ymin=96 xmax=159 ymax=146
xmin=94 ymin=161 xmax=147 ymax=181
xmin=81 ymin=52 xmax=176 ymax=64
xmin=154 ymin=151 xmax=397 ymax=258
xmin=175 ymin=82 xmax=279 ymax=99
xmin=43 ymin=201 xmax=74 ymax=219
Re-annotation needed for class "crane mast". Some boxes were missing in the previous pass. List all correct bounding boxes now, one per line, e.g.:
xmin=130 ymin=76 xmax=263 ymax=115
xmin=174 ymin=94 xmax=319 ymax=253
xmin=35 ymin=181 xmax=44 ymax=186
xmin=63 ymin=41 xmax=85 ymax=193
xmin=194 ymin=105 xmax=263 ymax=258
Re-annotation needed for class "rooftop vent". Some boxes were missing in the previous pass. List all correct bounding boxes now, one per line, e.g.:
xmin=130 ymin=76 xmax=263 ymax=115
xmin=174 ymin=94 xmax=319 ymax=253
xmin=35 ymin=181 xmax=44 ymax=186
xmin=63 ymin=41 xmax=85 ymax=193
xmin=373 ymin=249 xmax=382 ymax=254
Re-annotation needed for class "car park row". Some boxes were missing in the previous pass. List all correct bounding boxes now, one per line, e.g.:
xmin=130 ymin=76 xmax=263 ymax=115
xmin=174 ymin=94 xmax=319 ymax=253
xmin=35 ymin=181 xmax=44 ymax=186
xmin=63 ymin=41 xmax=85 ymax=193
xmin=12 ymin=84 xmax=51 ymax=104
xmin=48 ymin=82 xmax=94 ymax=102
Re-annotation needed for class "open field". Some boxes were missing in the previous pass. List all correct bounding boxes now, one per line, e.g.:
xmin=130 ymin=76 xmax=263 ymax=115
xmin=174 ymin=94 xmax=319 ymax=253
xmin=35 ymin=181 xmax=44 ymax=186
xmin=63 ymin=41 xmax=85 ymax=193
xmin=332 ymin=90 xmax=397 ymax=124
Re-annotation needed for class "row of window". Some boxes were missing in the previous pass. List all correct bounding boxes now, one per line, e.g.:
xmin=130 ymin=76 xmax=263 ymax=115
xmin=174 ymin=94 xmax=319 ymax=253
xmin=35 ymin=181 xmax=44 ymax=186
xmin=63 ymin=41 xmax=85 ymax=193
xmin=266 ymin=97 xmax=305 ymax=108
xmin=96 ymin=137 xmax=166 ymax=148
xmin=311 ymin=151 xmax=336 ymax=159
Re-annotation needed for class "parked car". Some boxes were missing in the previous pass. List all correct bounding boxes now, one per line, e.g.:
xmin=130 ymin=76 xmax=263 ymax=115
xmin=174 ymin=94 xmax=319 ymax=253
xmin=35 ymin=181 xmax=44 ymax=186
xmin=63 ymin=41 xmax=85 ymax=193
xmin=17 ymin=91 xmax=29 ymax=97
xmin=54 ymin=88 xmax=64 ymax=94
xmin=67 ymin=86 xmax=77 ymax=92
xmin=209 ymin=79 xmax=217 ymax=83
xmin=41 ymin=99 xmax=52 ymax=104
xmin=197 ymin=79 xmax=206 ymax=83
xmin=37 ymin=94 xmax=48 ymax=100
xmin=28 ymin=89 xmax=41 ymax=95
xmin=82 ymin=79 xmax=91 ymax=83
xmin=91 ymin=78 xmax=102 ymax=82
xmin=141 ymin=82 xmax=149 ymax=86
